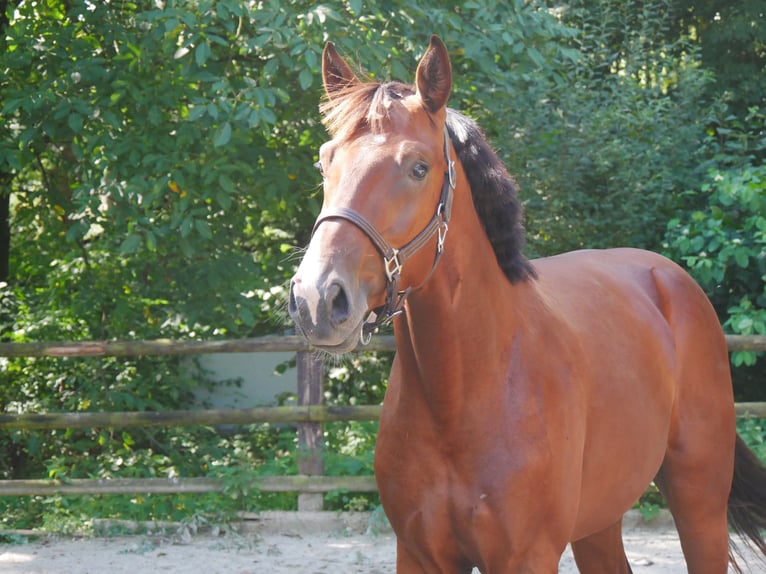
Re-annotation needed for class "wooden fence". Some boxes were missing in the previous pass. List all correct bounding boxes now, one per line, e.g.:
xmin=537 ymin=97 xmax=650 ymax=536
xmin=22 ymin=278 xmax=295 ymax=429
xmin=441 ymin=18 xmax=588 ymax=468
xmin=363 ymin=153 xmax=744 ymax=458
xmin=0 ymin=334 xmax=764 ymax=510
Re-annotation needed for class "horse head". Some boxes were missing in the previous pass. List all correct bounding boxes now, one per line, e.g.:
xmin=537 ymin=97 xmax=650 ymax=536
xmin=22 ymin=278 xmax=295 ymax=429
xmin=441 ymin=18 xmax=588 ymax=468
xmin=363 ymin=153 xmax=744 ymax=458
xmin=289 ymin=36 xmax=455 ymax=353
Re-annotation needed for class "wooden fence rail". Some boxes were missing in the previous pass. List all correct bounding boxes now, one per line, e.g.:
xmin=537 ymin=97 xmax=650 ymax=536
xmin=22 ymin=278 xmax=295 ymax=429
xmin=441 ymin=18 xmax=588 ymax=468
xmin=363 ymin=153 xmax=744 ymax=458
xmin=0 ymin=476 xmax=379 ymax=496
xmin=0 ymin=334 xmax=763 ymax=357
xmin=0 ymin=405 xmax=384 ymax=431
xmin=0 ymin=334 xmax=763 ymax=500
xmin=0 ymin=335 xmax=397 ymax=357
xmin=0 ymin=403 xmax=763 ymax=432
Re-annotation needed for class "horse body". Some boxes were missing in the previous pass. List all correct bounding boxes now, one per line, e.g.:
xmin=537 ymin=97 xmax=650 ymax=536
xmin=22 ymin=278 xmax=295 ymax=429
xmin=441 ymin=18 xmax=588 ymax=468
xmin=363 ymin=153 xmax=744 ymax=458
xmin=289 ymin=35 xmax=766 ymax=573
xmin=377 ymin=232 xmax=732 ymax=572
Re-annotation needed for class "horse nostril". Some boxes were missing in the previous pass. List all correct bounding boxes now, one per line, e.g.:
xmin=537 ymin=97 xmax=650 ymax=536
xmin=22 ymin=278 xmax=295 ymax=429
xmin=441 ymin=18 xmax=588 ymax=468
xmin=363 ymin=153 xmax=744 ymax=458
xmin=288 ymin=280 xmax=299 ymax=316
xmin=328 ymin=281 xmax=350 ymax=325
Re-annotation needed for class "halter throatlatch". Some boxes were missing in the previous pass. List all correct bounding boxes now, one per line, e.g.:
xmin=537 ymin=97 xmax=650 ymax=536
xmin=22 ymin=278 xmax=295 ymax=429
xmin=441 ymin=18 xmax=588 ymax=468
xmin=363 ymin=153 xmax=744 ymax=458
xmin=312 ymin=126 xmax=456 ymax=345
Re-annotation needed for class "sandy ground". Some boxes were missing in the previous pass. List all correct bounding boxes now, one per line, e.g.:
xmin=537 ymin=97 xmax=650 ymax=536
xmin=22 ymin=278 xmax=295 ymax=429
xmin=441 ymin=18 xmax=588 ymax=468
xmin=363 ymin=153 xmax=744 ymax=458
xmin=1 ymin=511 xmax=763 ymax=573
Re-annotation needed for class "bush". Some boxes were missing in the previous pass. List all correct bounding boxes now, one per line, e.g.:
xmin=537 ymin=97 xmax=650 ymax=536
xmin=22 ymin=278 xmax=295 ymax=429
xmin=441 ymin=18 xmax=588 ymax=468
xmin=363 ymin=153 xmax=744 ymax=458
xmin=664 ymin=161 xmax=766 ymax=369
xmin=517 ymin=0 xmax=714 ymax=255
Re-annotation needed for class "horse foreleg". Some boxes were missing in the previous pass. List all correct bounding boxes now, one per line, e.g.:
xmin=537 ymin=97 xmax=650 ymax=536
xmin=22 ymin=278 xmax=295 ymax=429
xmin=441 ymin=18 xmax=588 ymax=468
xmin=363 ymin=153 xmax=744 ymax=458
xmin=394 ymin=539 xmax=473 ymax=574
xmin=570 ymin=519 xmax=633 ymax=574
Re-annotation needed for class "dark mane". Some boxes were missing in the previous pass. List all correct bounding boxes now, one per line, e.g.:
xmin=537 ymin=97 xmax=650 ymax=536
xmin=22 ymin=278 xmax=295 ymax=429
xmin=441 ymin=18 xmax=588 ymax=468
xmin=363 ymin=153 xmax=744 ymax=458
xmin=319 ymin=82 xmax=535 ymax=284
xmin=446 ymin=109 xmax=536 ymax=284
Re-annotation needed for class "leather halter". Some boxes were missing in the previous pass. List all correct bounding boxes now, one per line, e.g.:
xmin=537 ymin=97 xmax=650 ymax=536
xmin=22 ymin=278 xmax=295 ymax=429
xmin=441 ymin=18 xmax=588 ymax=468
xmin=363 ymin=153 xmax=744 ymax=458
xmin=312 ymin=126 xmax=456 ymax=345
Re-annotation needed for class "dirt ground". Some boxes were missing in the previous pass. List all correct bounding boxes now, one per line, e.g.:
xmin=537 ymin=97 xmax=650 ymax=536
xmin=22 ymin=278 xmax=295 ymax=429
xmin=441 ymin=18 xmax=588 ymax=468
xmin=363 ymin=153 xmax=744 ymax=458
xmin=1 ymin=511 xmax=763 ymax=573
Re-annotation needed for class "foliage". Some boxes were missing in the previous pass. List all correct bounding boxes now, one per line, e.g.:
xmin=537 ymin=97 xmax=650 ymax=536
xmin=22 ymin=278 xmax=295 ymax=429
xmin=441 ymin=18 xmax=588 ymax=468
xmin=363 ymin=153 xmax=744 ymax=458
xmin=325 ymin=352 xmax=392 ymax=407
xmin=321 ymin=352 xmax=389 ymax=511
xmin=1 ymin=1 xmax=762 ymax=337
xmin=663 ymin=109 xmax=766 ymax=372
xmin=668 ymin=0 xmax=766 ymax=116
xmin=1 ymin=0 xmax=316 ymax=338
xmin=634 ymin=482 xmax=664 ymax=521
xmin=520 ymin=0 xmax=714 ymax=254
xmin=0 ymin=0 xmax=765 ymax=529
xmin=324 ymin=420 xmax=380 ymax=511
xmin=737 ymin=417 xmax=766 ymax=463
xmin=0 ymin=531 xmax=28 ymax=545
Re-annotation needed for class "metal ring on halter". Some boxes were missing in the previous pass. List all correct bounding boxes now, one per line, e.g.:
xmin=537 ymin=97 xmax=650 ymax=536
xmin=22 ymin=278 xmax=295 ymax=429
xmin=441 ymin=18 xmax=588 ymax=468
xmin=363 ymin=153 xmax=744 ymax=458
xmin=360 ymin=321 xmax=374 ymax=345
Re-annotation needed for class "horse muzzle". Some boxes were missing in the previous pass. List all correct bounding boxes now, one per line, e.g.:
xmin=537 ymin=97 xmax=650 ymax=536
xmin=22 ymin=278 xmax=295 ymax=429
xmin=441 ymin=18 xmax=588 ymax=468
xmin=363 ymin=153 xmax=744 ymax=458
xmin=288 ymin=273 xmax=368 ymax=354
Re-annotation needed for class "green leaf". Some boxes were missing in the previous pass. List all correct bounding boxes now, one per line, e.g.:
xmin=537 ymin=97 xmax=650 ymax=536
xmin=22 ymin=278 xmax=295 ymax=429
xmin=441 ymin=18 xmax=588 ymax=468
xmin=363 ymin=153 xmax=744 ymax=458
xmin=68 ymin=113 xmax=84 ymax=133
xmin=348 ymin=0 xmax=362 ymax=15
xmin=148 ymin=106 xmax=163 ymax=126
xmin=180 ymin=217 xmax=193 ymax=237
xmin=264 ymin=58 xmax=279 ymax=77
xmin=218 ymin=174 xmax=235 ymax=193
xmin=179 ymin=237 xmax=195 ymax=258
xmin=526 ymin=47 xmax=545 ymax=68
xmin=239 ymin=305 xmax=255 ymax=326
xmin=736 ymin=316 xmax=753 ymax=333
xmin=194 ymin=219 xmax=213 ymax=239
xmin=298 ymin=68 xmax=313 ymax=90
xmin=260 ymin=108 xmax=276 ymax=125
xmin=145 ymin=231 xmax=157 ymax=252
xmin=213 ymin=122 xmax=232 ymax=147
xmin=187 ymin=106 xmax=206 ymax=121
xmin=216 ymin=192 xmax=232 ymax=210
xmin=120 ymin=234 xmax=142 ymax=254
xmin=195 ymin=42 xmax=212 ymax=67
xmin=735 ymin=250 xmax=749 ymax=268
xmin=64 ymin=221 xmax=87 ymax=242
xmin=102 ymin=110 xmax=121 ymax=128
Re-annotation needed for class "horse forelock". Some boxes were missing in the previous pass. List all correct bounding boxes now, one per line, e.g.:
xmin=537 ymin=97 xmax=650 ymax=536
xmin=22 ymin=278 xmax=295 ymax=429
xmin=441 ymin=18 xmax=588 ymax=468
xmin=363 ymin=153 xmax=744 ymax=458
xmin=320 ymin=82 xmax=416 ymax=141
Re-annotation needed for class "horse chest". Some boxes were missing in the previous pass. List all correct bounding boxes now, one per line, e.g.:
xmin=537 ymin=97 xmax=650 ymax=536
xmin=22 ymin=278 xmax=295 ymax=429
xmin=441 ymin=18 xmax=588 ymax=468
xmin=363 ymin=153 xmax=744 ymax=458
xmin=376 ymin=435 xmax=545 ymax=568
xmin=376 ymin=407 xmax=550 ymax=531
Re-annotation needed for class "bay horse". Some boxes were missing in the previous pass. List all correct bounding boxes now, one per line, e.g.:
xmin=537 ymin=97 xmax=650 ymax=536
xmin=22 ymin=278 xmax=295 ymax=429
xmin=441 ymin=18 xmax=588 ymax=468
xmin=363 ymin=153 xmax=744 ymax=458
xmin=288 ymin=35 xmax=766 ymax=573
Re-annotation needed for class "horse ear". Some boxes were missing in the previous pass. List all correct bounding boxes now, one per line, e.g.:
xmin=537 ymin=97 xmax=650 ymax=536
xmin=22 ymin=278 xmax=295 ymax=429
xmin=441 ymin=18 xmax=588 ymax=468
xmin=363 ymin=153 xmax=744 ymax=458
xmin=415 ymin=35 xmax=452 ymax=113
xmin=322 ymin=41 xmax=360 ymax=99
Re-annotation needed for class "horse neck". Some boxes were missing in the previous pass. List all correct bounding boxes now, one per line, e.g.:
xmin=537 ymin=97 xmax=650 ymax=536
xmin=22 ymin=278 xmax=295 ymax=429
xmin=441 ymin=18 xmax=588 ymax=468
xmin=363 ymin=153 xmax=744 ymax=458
xmin=391 ymin=171 xmax=536 ymax=425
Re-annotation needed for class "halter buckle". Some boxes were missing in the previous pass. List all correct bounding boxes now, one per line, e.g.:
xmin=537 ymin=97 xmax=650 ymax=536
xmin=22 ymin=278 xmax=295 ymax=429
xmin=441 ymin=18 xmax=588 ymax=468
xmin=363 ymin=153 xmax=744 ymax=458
xmin=384 ymin=249 xmax=402 ymax=282
xmin=438 ymin=221 xmax=449 ymax=253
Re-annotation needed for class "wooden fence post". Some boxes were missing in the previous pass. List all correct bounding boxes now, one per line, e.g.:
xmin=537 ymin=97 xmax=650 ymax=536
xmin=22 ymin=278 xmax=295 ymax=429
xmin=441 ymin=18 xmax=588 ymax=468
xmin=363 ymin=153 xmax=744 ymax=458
xmin=296 ymin=351 xmax=325 ymax=511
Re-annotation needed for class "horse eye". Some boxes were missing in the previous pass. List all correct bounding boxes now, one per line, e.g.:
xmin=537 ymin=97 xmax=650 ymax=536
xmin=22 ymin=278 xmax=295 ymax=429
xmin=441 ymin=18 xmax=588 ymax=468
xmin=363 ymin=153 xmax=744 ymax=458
xmin=412 ymin=162 xmax=428 ymax=180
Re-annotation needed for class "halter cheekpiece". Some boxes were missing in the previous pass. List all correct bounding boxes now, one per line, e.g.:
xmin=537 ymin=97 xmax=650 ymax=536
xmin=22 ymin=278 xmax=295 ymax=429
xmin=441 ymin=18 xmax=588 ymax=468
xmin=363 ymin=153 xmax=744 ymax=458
xmin=312 ymin=126 xmax=456 ymax=345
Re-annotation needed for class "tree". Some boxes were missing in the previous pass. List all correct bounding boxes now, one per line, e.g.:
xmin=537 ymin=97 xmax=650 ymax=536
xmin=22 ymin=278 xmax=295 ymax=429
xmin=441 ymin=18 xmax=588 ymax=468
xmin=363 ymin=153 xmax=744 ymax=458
xmin=669 ymin=0 xmax=766 ymax=117
xmin=520 ymin=0 xmax=715 ymax=254
xmin=2 ymin=1 xmax=325 ymax=339
xmin=0 ymin=0 xmax=588 ymax=339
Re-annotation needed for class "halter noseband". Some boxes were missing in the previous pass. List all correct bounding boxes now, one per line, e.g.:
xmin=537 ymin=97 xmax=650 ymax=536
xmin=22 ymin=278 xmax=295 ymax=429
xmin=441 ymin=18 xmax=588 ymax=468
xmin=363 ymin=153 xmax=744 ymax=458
xmin=312 ymin=126 xmax=456 ymax=345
